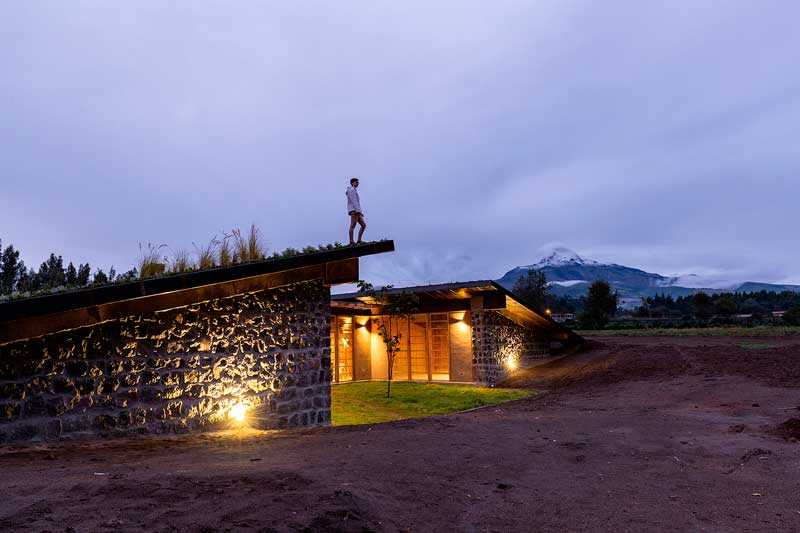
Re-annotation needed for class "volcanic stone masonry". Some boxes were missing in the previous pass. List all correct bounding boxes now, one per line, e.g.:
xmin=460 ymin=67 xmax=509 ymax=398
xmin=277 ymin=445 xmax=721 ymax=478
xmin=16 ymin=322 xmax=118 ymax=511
xmin=0 ymin=279 xmax=332 ymax=444
xmin=472 ymin=311 xmax=550 ymax=384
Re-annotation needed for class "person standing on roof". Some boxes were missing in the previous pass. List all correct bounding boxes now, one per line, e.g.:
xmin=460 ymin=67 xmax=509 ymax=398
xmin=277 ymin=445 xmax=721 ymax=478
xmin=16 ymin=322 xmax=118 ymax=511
xmin=346 ymin=177 xmax=366 ymax=245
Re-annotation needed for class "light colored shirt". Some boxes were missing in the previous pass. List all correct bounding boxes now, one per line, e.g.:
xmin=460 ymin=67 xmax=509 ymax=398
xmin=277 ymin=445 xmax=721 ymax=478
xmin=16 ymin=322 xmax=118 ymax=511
xmin=346 ymin=186 xmax=362 ymax=214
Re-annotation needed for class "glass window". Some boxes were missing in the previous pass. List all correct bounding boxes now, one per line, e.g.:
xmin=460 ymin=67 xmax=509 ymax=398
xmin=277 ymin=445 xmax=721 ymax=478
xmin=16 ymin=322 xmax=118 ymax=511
xmin=336 ymin=316 xmax=354 ymax=382
xmin=429 ymin=313 xmax=450 ymax=381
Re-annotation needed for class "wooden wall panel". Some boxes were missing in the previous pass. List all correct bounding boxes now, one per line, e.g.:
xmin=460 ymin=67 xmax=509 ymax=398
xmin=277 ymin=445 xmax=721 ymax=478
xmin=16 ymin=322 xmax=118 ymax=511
xmin=370 ymin=320 xmax=388 ymax=380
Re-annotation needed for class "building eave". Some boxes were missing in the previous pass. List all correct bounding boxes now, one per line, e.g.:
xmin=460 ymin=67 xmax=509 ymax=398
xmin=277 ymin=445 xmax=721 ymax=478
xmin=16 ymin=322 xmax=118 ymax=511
xmin=0 ymin=240 xmax=395 ymax=344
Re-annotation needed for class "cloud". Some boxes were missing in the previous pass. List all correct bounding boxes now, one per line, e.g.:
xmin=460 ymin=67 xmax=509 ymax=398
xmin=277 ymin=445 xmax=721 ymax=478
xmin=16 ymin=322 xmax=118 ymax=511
xmin=1 ymin=1 xmax=798 ymax=286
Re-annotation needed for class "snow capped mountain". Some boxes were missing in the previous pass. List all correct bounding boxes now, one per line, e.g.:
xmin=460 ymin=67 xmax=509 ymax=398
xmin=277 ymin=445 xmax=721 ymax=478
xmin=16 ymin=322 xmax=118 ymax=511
xmin=532 ymin=245 xmax=601 ymax=268
xmin=497 ymin=246 xmax=800 ymax=308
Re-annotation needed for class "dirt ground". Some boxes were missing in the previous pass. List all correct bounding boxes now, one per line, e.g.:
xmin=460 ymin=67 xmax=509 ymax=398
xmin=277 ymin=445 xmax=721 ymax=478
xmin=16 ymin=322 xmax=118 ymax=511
xmin=2 ymin=336 xmax=800 ymax=532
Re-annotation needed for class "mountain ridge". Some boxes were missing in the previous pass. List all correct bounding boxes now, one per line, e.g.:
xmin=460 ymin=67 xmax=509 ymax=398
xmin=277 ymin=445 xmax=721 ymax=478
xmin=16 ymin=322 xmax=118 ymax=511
xmin=496 ymin=246 xmax=800 ymax=309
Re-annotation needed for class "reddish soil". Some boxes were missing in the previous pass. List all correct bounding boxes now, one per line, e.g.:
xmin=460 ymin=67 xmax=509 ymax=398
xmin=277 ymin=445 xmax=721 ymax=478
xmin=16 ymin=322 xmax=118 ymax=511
xmin=2 ymin=336 xmax=800 ymax=532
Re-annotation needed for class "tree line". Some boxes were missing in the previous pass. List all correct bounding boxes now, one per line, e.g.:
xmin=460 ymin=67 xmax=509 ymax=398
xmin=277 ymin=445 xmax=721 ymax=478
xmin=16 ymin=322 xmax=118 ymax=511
xmin=0 ymin=237 xmax=134 ymax=297
xmin=634 ymin=290 xmax=800 ymax=325
xmin=512 ymin=267 xmax=800 ymax=329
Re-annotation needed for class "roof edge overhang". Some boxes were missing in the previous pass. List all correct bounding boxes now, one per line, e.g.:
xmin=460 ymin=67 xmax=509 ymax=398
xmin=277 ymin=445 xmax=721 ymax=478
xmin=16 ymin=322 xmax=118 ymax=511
xmin=0 ymin=240 xmax=394 ymax=344
xmin=332 ymin=279 xmax=496 ymax=302
xmin=489 ymin=282 xmax=584 ymax=343
xmin=331 ymin=278 xmax=582 ymax=344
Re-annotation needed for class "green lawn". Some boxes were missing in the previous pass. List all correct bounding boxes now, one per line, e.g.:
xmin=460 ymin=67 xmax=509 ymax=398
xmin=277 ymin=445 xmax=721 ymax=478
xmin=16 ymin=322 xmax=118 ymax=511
xmin=577 ymin=326 xmax=800 ymax=337
xmin=331 ymin=381 xmax=532 ymax=426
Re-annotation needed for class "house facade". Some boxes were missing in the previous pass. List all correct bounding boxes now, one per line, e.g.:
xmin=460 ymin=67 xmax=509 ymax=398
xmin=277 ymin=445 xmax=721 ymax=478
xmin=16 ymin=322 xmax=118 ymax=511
xmin=0 ymin=244 xmax=583 ymax=444
xmin=0 ymin=242 xmax=394 ymax=443
xmin=331 ymin=281 xmax=582 ymax=386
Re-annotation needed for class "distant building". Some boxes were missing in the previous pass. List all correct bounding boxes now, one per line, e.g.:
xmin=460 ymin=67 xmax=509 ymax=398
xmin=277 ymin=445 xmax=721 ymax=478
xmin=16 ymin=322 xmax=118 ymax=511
xmin=550 ymin=313 xmax=575 ymax=323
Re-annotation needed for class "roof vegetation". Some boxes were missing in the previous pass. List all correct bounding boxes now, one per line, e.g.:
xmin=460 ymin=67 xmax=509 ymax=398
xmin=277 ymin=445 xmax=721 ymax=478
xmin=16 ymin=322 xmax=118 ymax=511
xmin=0 ymin=225 xmax=384 ymax=304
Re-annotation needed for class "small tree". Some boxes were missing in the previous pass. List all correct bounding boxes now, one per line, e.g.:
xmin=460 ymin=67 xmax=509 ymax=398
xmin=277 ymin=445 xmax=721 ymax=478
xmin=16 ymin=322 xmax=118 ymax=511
xmin=77 ymin=263 xmax=91 ymax=286
xmin=714 ymin=296 xmax=737 ymax=318
xmin=357 ymin=281 xmax=419 ymax=398
xmin=512 ymin=268 xmax=548 ymax=310
xmin=739 ymin=297 xmax=765 ymax=320
xmin=692 ymin=292 xmax=714 ymax=322
xmin=0 ymin=243 xmax=22 ymax=295
xmin=35 ymin=253 xmax=66 ymax=290
xmin=92 ymin=268 xmax=109 ymax=285
xmin=65 ymin=262 xmax=78 ymax=286
xmin=578 ymin=280 xmax=617 ymax=329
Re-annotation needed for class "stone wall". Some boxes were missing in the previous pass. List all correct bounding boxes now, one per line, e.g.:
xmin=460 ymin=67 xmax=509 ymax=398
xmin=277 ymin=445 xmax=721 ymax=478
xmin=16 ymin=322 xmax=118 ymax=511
xmin=472 ymin=311 xmax=550 ymax=384
xmin=0 ymin=280 xmax=332 ymax=444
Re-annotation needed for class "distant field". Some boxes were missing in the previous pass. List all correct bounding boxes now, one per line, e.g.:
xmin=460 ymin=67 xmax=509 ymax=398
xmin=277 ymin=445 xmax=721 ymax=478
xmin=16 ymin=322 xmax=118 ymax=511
xmin=577 ymin=326 xmax=800 ymax=337
xmin=331 ymin=381 xmax=531 ymax=426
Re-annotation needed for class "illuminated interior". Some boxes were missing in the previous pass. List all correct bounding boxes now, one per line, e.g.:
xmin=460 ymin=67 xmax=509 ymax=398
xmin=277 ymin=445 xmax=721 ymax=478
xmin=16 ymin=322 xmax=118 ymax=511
xmin=331 ymin=316 xmax=354 ymax=382
xmin=429 ymin=313 xmax=451 ymax=381
xmin=329 ymin=311 xmax=472 ymax=383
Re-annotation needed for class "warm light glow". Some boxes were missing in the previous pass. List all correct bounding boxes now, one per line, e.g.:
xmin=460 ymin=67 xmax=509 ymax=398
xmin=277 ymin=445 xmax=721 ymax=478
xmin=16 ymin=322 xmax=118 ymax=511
xmin=229 ymin=403 xmax=248 ymax=422
xmin=545 ymin=308 xmax=552 ymax=315
xmin=453 ymin=312 xmax=469 ymax=332
xmin=356 ymin=316 xmax=369 ymax=327
xmin=506 ymin=358 xmax=517 ymax=370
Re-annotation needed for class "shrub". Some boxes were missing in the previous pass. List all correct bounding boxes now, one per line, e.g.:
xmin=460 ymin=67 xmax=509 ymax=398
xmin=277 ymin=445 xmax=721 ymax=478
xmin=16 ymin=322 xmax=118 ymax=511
xmin=170 ymin=249 xmax=194 ymax=273
xmin=219 ymin=235 xmax=233 ymax=267
xmin=231 ymin=224 xmax=266 ymax=263
xmin=138 ymin=243 xmax=167 ymax=279
xmin=246 ymin=224 xmax=265 ymax=261
xmin=194 ymin=238 xmax=218 ymax=270
xmin=784 ymin=305 xmax=800 ymax=326
xmin=93 ymin=269 xmax=108 ymax=285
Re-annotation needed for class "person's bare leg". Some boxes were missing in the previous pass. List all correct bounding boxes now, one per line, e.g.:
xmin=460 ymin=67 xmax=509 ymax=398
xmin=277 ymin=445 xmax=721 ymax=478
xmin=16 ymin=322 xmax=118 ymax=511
xmin=349 ymin=213 xmax=359 ymax=244
xmin=356 ymin=215 xmax=366 ymax=243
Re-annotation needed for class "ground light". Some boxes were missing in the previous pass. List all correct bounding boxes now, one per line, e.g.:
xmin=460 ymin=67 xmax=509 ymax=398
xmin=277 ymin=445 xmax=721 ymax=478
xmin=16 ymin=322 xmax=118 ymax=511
xmin=229 ymin=402 xmax=248 ymax=423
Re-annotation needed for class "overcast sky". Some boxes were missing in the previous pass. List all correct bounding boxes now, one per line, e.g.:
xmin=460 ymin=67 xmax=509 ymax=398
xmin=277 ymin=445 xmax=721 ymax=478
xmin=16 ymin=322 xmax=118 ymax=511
xmin=2 ymin=1 xmax=798 ymax=290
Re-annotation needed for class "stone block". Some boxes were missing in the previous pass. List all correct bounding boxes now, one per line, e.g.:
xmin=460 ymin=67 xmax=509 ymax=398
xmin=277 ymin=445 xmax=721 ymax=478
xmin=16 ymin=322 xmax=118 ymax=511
xmin=107 ymin=360 xmax=125 ymax=375
xmin=52 ymin=377 xmax=75 ymax=394
xmin=100 ymin=377 xmax=120 ymax=394
xmin=1 ymin=383 xmax=26 ymax=401
xmin=0 ymin=401 xmax=21 ymax=420
xmin=93 ymin=414 xmax=117 ymax=431
xmin=65 ymin=360 xmax=89 ymax=377
xmin=125 ymin=359 xmax=146 ymax=373
xmin=161 ymin=372 xmax=181 ymax=386
xmin=141 ymin=370 xmax=160 ymax=385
